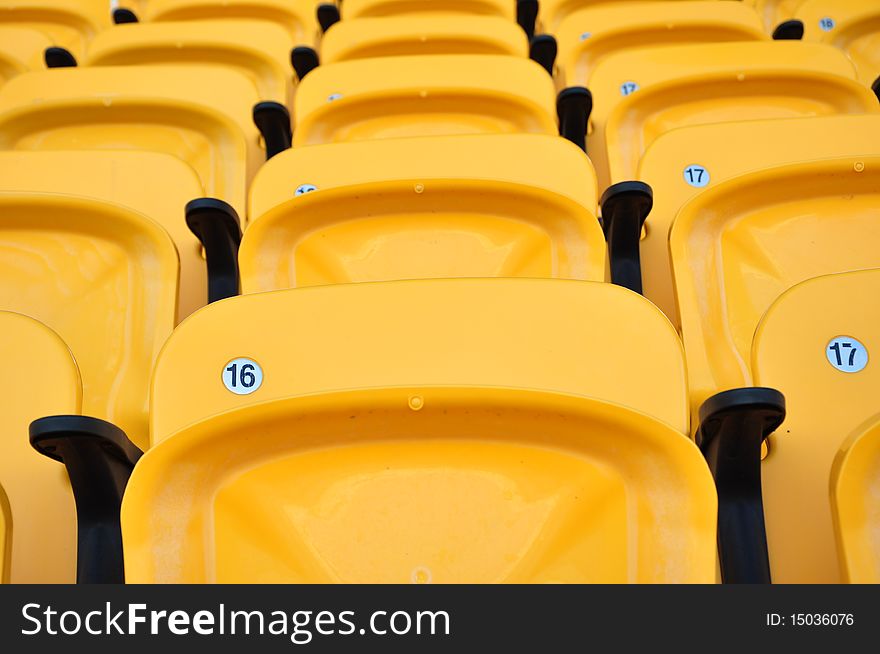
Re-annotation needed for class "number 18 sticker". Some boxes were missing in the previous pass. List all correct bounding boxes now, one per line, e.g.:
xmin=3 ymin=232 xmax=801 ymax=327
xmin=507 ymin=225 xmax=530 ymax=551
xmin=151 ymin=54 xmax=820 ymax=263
xmin=222 ymin=357 xmax=264 ymax=394
xmin=826 ymin=337 xmax=868 ymax=373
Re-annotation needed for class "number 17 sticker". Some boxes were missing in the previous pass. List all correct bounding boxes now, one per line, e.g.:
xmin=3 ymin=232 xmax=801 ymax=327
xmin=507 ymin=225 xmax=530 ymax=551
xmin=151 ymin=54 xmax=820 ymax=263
xmin=827 ymin=337 xmax=868 ymax=373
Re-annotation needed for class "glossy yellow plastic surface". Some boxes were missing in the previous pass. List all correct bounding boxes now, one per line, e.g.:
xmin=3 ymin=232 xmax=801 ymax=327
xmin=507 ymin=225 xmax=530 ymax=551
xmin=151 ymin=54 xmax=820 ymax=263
xmin=588 ymin=42 xmax=873 ymax=189
xmin=320 ymin=15 xmax=528 ymax=63
xmin=0 ymin=26 xmax=50 ymax=87
xmin=293 ymin=55 xmax=557 ymax=146
xmin=746 ymin=0 xmax=808 ymax=33
xmin=539 ymin=0 xmax=703 ymax=32
xmin=0 ymin=481 xmax=9 ymax=583
xmin=243 ymin=134 xmax=603 ymax=290
xmin=128 ymin=279 xmax=714 ymax=583
xmin=0 ymin=193 xmax=178 ymax=450
xmin=798 ymin=0 xmax=880 ymax=84
xmin=151 ymin=279 xmax=690 ymax=442
xmin=86 ymin=20 xmax=294 ymax=104
xmin=0 ymin=150 xmax=207 ymax=321
xmin=751 ymin=270 xmax=880 ymax=583
xmin=146 ymin=0 xmax=319 ymax=44
xmin=0 ymin=311 xmax=80 ymax=583
xmin=0 ymin=66 xmax=261 ymax=219
xmin=0 ymin=0 xmax=109 ymax=58
xmin=670 ymin=157 xmax=880 ymax=422
xmin=343 ymin=0 xmax=515 ymax=20
xmin=556 ymin=2 xmax=766 ymax=87
xmin=832 ymin=414 xmax=880 ymax=583
xmin=638 ymin=114 xmax=880 ymax=327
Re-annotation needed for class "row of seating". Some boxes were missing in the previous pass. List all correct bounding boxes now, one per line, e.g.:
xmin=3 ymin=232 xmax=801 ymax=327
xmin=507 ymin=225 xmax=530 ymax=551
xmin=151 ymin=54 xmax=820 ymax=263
xmin=0 ymin=0 xmax=878 ymax=584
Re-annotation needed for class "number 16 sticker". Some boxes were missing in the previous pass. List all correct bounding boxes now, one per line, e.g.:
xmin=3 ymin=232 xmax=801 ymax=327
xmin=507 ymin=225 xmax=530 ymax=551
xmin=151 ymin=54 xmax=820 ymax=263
xmin=826 ymin=337 xmax=868 ymax=373
xmin=222 ymin=357 xmax=264 ymax=394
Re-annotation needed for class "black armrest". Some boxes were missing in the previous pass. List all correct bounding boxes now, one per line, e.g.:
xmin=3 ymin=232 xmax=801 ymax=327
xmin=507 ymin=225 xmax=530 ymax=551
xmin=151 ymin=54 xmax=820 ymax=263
xmin=186 ymin=198 xmax=242 ymax=303
xmin=292 ymin=46 xmax=320 ymax=82
xmin=772 ymin=19 xmax=804 ymax=40
xmin=44 ymin=47 xmax=77 ymax=68
xmin=872 ymin=75 xmax=880 ymax=104
xmin=30 ymin=416 xmax=142 ymax=584
xmin=530 ymin=35 xmax=556 ymax=76
xmin=600 ymin=181 xmax=652 ymax=294
xmin=556 ymin=86 xmax=592 ymax=153
xmin=253 ymin=101 xmax=292 ymax=160
xmin=113 ymin=8 xmax=139 ymax=24
xmin=517 ymin=0 xmax=538 ymax=40
xmin=317 ymin=4 xmax=340 ymax=33
xmin=696 ymin=387 xmax=786 ymax=584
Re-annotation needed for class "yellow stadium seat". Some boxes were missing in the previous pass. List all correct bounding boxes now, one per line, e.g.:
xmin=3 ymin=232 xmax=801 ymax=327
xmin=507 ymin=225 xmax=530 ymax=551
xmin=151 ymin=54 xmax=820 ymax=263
xmin=539 ymin=0 xmax=703 ymax=33
xmin=555 ymin=2 xmax=767 ymax=87
xmin=242 ymin=134 xmax=602 ymax=291
xmin=146 ymin=0 xmax=319 ymax=44
xmin=293 ymin=55 xmax=557 ymax=146
xmin=319 ymin=15 xmax=528 ymax=63
xmin=671 ymin=155 xmax=880 ymax=423
xmin=85 ymin=20 xmax=294 ymax=104
xmin=0 ymin=151 xmax=211 ymax=321
xmin=0 ymin=192 xmax=178 ymax=450
xmin=123 ymin=278 xmax=716 ymax=583
xmin=638 ymin=114 xmax=880 ymax=327
xmin=343 ymin=0 xmax=516 ymax=20
xmin=746 ymin=0 xmax=807 ymax=33
xmin=0 ymin=26 xmax=51 ymax=86
xmin=0 ymin=66 xmax=262 ymax=219
xmin=833 ymin=413 xmax=880 ymax=583
xmin=0 ymin=311 xmax=80 ymax=583
xmin=751 ymin=269 xmax=880 ymax=583
xmin=0 ymin=0 xmax=109 ymax=58
xmin=798 ymin=0 xmax=880 ymax=85
xmin=588 ymin=41 xmax=876 ymax=190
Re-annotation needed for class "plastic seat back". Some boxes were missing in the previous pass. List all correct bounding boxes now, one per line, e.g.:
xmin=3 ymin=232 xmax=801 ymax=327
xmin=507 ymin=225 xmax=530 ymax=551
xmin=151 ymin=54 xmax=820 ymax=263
xmin=747 ymin=0 xmax=808 ymax=33
xmin=146 ymin=0 xmax=319 ymax=44
xmin=638 ymin=114 xmax=880 ymax=327
xmin=0 ymin=193 xmax=179 ymax=449
xmin=243 ymin=134 xmax=603 ymax=290
xmin=588 ymin=42 xmax=876 ymax=189
xmin=343 ymin=0 xmax=515 ymax=20
xmin=85 ymin=20 xmax=294 ymax=104
xmin=556 ymin=2 xmax=767 ymax=87
xmin=0 ymin=151 xmax=207 ymax=321
xmin=0 ymin=0 xmax=109 ymax=57
xmin=293 ymin=55 xmax=557 ymax=146
xmin=798 ymin=0 xmax=880 ymax=84
xmin=320 ymin=15 xmax=528 ymax=63
xmin=0 ymin=26 xmax=51 ymax=87
xmin=832 ymin=414 xmax=880 ymax=583
xmin=124 ymin=278 xmax=714 ymax=583
xmin=0 ymin=66 xmax=260 ymax=218
xmin=0 ymin=311 xmax=80 ymax=583
xmin=752 ymin=269 xmax=880 ymax=582
xmin=670 ymin=155 xmax=880 ymax=421
xmin=540 ymin=0 xmax=701 ymax=32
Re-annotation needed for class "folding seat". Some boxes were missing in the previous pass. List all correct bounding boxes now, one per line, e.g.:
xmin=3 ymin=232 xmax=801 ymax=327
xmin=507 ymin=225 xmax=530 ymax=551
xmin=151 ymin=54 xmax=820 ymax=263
xmin=0 ymin=26 xmax=51 ymax=87
xmin=637 ymin=114 xmax=880 ymax=327
xmin=292 ymin=55 xmax=558 ymax=146
xmin=342 ymin=0 xmax=516 ymax=20
xmin=120 ymin=278 xmax=716 ymax=583
xmin=85 ymin=20 xmax=294 ymax=104
xmin=145 ymin=0 xmax=320 ymax=45
xmin=833 ymin=411 xmax=880 ymax=583
xmin=797 ymin=0 xmax=880 ymax=85
xmin=0 ymin=192 xmax=178 ymax=452
xmin=316 ymin=15 xmax=528 ymax=64
xmin=587 ymin=41 xmax=877 ymax=190
xmin=0 ymin=311 xmax=80 ymax=583
xmin=0 ymin=0 xmax=110 ymax=58
xmin=0 ymin=66 xmax=263 ymax=220
xmin=554 ymin=2 xmax=767 ymax=87
xmin=750 ymin=269 xmax=880 ymax=582
xmin=240 ymin=134 xmax=604 ymax=291
xmin=0 ymin=151 xmax=209 ymax=321
xmin=538 ymin=0 xmax=700 ymax=33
